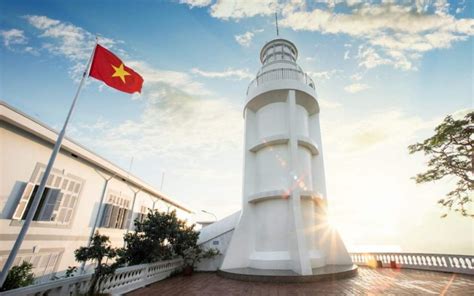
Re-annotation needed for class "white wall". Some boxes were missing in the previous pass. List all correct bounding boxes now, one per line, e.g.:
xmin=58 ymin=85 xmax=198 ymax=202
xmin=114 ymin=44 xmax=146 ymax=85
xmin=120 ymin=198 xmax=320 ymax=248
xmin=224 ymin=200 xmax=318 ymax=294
xmin=0 ymin=120 xmax=192 ymax=278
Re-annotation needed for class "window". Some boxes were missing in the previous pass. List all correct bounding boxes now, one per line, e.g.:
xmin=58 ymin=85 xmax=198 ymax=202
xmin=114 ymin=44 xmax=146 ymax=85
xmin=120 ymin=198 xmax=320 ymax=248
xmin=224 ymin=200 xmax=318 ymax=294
xmin=99 ymin=192 xmax=131 ymax=229
xmin=12 ymin=183 xmax=60 ymax=222
xmin=136 ymin=205 xmax=148 ymax=224
xmin=0 ymin=250 xmax=63 ymax=279
xmin=11 ymin=167 xmax=84 ymax=225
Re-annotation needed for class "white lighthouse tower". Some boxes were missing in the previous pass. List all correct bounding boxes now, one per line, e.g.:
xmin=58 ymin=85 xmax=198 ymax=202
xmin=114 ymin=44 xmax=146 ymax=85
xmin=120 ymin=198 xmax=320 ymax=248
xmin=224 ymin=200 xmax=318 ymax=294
xmin=220 ymin=38 xmax=355 ymax=278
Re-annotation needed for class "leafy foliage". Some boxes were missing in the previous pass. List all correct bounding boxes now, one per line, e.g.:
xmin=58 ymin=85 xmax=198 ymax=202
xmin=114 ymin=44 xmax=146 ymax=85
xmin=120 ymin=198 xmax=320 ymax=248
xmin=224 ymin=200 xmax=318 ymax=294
xmin=65 ymin=266 xmax=77 ymax=278
xmin=0 ymin=261 xmax=35 ymax=291
xmin=183 ymin=247 xmax=220 ymax=268
xmin=409 ymin=112 xmax=473 ymax=217
xmin=74 ymin=232 xmax=118 ymax=295
xmin=118 ymin=210 xmax=199 ymax=265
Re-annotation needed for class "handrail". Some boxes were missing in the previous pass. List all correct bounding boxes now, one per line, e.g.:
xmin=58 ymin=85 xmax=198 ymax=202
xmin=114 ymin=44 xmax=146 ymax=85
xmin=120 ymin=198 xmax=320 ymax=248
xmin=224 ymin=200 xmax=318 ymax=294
xmin=247 ymin=68 xmax=315 ymax=95
xmin=0 ymin=258 xmax=183 ymax=296
xmin=350 ymin=252 xmax=474 ymax=275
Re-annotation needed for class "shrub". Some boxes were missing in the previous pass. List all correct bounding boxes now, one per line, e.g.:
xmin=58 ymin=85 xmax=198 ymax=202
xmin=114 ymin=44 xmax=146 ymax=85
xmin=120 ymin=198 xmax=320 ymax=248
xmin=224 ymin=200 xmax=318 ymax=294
xmin=118 ymin=210 xmax=199 ymax=265
xmin=74 ymin=232 xmax=118 ymax=296
xmin=0 ymin=261 xmax=35 ymax=291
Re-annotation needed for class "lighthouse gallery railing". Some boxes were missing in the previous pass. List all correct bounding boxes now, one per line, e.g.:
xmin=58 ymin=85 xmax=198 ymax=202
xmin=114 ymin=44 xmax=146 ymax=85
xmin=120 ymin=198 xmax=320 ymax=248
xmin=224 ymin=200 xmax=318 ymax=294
xmin=247 ymin=68 xmax=315 ymax=95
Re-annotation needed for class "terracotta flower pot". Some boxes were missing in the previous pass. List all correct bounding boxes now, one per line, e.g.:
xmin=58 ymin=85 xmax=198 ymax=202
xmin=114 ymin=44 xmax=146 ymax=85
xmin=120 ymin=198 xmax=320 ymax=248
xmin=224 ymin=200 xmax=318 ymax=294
xmin=183 ymin=265 xmax=194 ymax=276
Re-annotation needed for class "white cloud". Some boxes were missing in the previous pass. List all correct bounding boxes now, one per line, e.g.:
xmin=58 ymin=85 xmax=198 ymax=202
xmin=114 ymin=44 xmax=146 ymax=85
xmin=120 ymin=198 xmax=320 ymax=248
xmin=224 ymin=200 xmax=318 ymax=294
xmin=318 ymin=98 xmax=342 ymax=109
xmin=343 ymin=50 xmax=350 ymax=60
xmin=179 ymin=0 xmax=474 ymax=70
xmin=235 ymin=29 xmax=263 ymax=47
xmin=350 ymin=72 xmax=363 ymax=81
xmin=179 ymin=1 xmax=474 ymax=71
xmin=324 ymin=109 xmax=438 ymax=154
xmin=356 ymin=46 xmax=388 ymax=69
xmin=179 ymin=0 xmax=212 ymax=8
xmin=210 ymin=0 xmax=277 ymax=20
xmin=344 ymin=83 xmax=370 ymax=93
xmin=25 ymin=15 xmax=117 ymax=62
xmin=20 ymin=15 xmax=242 ymax=167
xmin=1 ymin=29 xmax=27 ymax=48
xmin=307 ymin=69 xmax=342 ymax=81
xmin=127 ymin=61 xmax=211 ymax=96
xmin=178 ymin=0 xmax=473 ymax=71
xmin=278 ymin=2 xmax=474 ymax=71
xmin=74 ymin=94 xmax=242 ymax=162
xmin=24 ymin=15 xmax=119 ymax=80
xmin=24 ymin=15 xmax=60 ymax=29
xmin=23 ymin=46 xmax=39 ymax=56
xmin=235 ymin=31 xmax=254 ymax=47
xmin=20 ymin=15 xmax=244 ymax=198
xmin=190 ymin=67 xmax=254 ymax=80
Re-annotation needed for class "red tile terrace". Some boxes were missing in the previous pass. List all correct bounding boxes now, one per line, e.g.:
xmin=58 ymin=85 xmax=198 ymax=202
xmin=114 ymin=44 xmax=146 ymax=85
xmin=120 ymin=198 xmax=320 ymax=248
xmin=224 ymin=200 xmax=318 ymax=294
xmin=1 ymin=253 xmax=473 ymax=295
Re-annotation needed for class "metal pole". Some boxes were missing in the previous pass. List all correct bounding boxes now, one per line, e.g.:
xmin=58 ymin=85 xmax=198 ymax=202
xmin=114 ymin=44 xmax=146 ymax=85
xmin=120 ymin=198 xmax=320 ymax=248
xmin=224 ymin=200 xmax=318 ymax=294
xmin=201 ymin=210 xmax=217 ymax=221
xmin=80 ymin=173 xmax=114 ymax=274
xmin=123 ymin=187 xmax=141 ymax=247
xmin=275 ymin=12 xmax=279 ymax=36
xmin=160 ymin=172 xmax=165 ymax=191
xmin=0 ymin=42 xmax=97 ymax=288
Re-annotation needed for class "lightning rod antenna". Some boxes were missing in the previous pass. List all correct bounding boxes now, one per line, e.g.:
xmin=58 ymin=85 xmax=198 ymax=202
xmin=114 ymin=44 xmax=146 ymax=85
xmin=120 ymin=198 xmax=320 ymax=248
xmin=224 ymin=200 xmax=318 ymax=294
xmin=275 ymin=12 xmax=279 ymax=36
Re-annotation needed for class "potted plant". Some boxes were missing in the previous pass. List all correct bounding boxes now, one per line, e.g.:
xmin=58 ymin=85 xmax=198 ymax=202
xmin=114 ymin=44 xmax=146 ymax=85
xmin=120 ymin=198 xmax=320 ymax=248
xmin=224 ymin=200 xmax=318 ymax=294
xmin=182 ymin=247 xmax=220 ymax=276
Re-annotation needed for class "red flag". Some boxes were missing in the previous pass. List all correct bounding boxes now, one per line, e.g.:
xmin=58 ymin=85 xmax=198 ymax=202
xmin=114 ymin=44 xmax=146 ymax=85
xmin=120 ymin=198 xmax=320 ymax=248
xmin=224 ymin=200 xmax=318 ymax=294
xmin=89 ymin=44 xmax=143 ymax=94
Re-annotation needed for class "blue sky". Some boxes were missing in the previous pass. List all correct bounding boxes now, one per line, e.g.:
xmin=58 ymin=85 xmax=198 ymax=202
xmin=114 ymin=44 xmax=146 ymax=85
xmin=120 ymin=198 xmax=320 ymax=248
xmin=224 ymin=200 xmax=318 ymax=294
xmin=1 ymin=0 xmax=473 ymax=254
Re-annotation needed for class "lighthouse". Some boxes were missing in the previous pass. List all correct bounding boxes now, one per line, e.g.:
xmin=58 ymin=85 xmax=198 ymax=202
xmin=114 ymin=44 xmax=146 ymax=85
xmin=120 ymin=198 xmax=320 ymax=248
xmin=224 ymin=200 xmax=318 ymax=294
xmin=219 ymin=38 xmax=355 ymax=277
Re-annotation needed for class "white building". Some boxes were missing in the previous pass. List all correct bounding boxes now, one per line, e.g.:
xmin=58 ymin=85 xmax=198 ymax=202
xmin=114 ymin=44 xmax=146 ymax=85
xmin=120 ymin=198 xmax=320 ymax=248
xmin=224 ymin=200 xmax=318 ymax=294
xmin=0 ymin=101 xmax=193 ymax=280
xmin=199 ymin=38 xmax=354 ymax=278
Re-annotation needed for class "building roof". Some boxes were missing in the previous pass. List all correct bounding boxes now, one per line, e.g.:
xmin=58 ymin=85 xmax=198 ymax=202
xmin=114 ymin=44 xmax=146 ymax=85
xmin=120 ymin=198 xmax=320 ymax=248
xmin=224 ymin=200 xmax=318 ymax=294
xmin=0 ymin=100 xmax=193 ymax=213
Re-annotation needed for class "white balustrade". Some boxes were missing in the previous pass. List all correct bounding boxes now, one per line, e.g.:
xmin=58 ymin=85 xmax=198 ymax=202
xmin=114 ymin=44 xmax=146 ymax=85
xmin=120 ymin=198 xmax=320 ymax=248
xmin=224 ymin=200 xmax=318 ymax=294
xmin=350 ymin=252 xmax=474 ymax=275
xmin=0 ymin=258 xmax=183 ymax=296
xmin=247 ymin=68 xmax=315 ymax=95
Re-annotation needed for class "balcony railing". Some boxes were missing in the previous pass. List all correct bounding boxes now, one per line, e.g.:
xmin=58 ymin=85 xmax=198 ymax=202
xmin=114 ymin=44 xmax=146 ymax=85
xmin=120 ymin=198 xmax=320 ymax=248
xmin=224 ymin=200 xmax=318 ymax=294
xmin=0 ymin=258 xmax=183 ymax=296
xmin=350 ymin=252 xmax=474 ymax=275
xmin=247 ymin=68 xmax=315 ymax=95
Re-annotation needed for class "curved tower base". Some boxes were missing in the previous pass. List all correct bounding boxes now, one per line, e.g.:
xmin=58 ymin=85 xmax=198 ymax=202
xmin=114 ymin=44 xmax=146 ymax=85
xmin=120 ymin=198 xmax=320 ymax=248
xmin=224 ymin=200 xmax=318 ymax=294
xmin=218 ymin=264 xmax=357 ymax=283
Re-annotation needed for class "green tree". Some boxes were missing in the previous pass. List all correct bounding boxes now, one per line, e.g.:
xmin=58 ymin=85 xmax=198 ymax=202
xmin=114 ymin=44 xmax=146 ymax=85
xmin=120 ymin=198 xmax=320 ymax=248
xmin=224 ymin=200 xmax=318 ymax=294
xmin=119 ymin=210 xmax=199 ymax=265
xmin=74 ymin=232 xmax=118 ymax=295
xmin=0 ymin=261 xmax=35 ymax=291
xmin=409 ymin=111 xmax=473 ymax=217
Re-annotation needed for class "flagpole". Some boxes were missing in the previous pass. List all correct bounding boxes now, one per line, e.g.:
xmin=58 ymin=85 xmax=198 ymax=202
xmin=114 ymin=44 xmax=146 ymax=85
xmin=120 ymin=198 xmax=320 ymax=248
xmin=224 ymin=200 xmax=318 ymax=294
xmin=0 ymin=40 xmax=98 ymax=288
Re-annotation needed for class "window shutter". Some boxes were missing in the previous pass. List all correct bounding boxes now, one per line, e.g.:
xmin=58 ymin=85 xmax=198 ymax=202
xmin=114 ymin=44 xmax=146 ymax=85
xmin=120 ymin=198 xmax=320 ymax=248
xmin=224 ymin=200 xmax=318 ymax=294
xmin=37 ymin=189 xmax=61 ymax=221
xmin=100 ymin=204 xmax=112 ymax=227
xmin=108 ymin=205 xmax=120 ymax=228
xmin=122 ymin=209 xmax=131 ymax=229
xmin=12 ymin=183 xmax=35 ymax=220
xmin=116 ymin=208 xmax=125 ymax=229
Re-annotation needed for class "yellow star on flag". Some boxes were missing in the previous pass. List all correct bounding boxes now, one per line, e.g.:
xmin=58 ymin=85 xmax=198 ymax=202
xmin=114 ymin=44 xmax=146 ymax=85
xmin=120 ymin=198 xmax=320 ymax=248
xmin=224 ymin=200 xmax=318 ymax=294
xmin=111 ymin=63 xmax=131 ymax=83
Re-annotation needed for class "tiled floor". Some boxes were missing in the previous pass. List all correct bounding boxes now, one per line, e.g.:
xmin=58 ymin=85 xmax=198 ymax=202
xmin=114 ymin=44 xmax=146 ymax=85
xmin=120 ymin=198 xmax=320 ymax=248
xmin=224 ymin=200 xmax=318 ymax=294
xmin=128 ymin=267 xmax=474 ymax=295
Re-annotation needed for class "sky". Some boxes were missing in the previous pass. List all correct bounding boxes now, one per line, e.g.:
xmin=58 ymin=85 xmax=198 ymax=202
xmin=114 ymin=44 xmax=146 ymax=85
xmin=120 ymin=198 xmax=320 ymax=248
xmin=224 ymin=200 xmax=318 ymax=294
xmin=0 ymin=0 xmax=472 ymax=255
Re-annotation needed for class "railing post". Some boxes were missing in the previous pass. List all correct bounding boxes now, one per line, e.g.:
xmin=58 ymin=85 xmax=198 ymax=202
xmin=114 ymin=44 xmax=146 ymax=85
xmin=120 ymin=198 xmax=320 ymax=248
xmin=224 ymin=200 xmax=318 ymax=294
xmin=140 ymin=264 xmax=148 ymax=288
